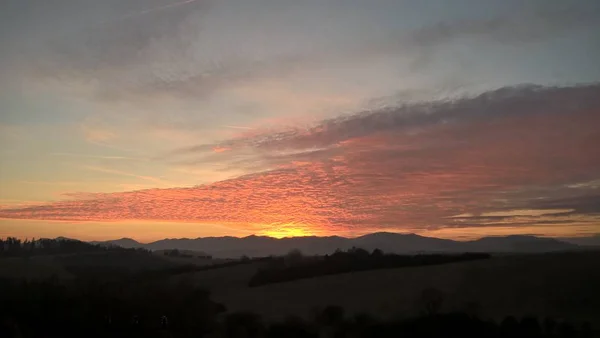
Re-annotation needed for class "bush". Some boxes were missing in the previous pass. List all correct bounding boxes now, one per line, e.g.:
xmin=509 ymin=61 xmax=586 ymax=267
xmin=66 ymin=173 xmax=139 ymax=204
xmin=249 ymin=249 xmax=490 ymax=286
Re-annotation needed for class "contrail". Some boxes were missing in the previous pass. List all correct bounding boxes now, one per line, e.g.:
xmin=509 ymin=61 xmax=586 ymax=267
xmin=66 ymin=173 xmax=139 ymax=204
xmin=224 ymin=125 xmax=255 ymax=130
xmin=104 ymin=0 xmax=202 ymax=24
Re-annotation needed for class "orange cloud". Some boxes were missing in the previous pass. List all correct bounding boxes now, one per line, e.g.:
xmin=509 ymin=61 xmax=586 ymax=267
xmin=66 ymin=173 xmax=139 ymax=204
xmin=2 ymin=85 xmax=600 ymax=237
xmin=212 ymin=146 xmax=231 ymax=153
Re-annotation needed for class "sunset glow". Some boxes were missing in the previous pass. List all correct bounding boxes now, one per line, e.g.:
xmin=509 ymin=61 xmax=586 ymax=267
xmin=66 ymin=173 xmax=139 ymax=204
xmin=1 ymin=0 xmax=599 ymax=241
xmin=260 ymin=223 xmax=315 ymax=239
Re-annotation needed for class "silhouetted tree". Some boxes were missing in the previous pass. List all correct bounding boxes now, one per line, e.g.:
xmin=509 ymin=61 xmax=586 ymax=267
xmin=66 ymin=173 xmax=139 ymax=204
xmin=420 ymin=287 xmax=445 ymax=316
xmin=268 ymin=316 xmax=316 ymax=338
xmin=285 ymin=249 xmax=304 ymax=266
xmin=520 ymin=316 xmax=542 ymax=337
xmin=371 ymin=248 xmax=384 ymax=258
xmin=0 ymin=237 xmax=150 ymax=257
xmin=543 ymin=317 xmax=557 ymax=336
xmin=224 ymin=312 xmax=265 ymax=338
xmin=557 ymin=321 xmax=576 ymax=338
xmin=316 ymin=305 xmax=345 ymax=327
xmin=581 ymin=321 xmax=593 ymax=338
xmin=501 ymin=316 xmax=520 ymax=337
xmin=249 ymin=249 xmax=490 ymax=286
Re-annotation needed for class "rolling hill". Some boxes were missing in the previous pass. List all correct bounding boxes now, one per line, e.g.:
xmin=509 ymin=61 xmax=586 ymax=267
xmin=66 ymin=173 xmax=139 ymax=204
xmin=93 ymin=233 xmax=581 ymax=258
xmin=208 ymin=251 xmax=600 ymax=323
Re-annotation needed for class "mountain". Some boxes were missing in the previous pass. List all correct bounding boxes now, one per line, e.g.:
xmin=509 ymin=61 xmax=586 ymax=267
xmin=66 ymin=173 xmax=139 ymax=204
xmin=55 ymin=236 xmax=77 ymax=241
xmin=351 ymin=232 xmax=464 ymax=253
xmin=92 ymin=237 xmax=145 ymax=249
xmin=558 ymin=234 xmax=600 ymax=247
xmin=91 ymin=233 xmax=581 ymax=258
xmin=465 ymin=235 xmax=579 ymax=253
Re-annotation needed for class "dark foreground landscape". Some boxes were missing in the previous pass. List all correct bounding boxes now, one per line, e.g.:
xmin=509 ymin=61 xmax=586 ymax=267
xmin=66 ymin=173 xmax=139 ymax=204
xmin=1 ymin=237 xmax=599 ymax=337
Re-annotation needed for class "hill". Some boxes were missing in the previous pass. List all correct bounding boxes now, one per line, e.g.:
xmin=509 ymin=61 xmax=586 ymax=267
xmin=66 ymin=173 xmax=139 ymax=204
xmin=466 ymin=235 xmax=580 ymax=253
xmin=205 ymin=251 xmax=600 ymax=324
xmin=89 ymin=237 xmax=145 ymax=249
xmin=94 ymin=233 xmax=580 ymax=258
xmin=559 ymin=234 xmax=600 ymax=247
xmin=0 ymin=237 xmax=183 ymax=280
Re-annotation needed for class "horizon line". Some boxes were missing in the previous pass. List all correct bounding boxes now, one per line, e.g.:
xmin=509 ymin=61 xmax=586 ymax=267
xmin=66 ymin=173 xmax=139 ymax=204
xmin=7 ymin=231 xmax=596 ymax=245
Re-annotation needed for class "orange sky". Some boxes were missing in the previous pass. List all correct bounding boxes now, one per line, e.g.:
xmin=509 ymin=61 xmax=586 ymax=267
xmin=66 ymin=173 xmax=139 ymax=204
xmin=2 ymin=86 xmax=600 ymax=241
xmin=1 ymin=1 xmax=600 ymax=241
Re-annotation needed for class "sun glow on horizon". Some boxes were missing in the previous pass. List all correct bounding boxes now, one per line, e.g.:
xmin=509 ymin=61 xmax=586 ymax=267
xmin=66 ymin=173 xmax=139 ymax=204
xmin=259 ymin=222 xmax=316 ymax=238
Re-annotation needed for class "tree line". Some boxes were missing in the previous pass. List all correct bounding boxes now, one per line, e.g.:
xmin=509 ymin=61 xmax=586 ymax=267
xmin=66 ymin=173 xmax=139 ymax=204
xmin=0 ymin=276 xmax=224 ymax=338
xmin=249 ymin=247 xmax=491 ymax=286
xmin=0 ymin=237 xmax=150 ymax=257
xmin=220 ymin=305 xmax=593 ymax=338
xmin=163 ymin=249 xmax=213 ymax=259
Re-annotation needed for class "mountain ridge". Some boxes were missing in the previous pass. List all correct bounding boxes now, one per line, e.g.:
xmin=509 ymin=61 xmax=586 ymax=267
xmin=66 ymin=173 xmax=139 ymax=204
xmin=90 ymin=232 xmax=585 ymax=258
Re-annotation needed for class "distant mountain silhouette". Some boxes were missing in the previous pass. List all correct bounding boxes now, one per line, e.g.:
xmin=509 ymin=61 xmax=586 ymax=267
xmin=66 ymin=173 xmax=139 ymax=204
xmin=559 ymin=234 xmax=600 ymax=247
xmin=92 ymin=232 xmax=581 ymax=258
xmin=90 ymin=237 xmax=145 ymax=249
xmin=466 ymin=235 xmax=579 ymax=253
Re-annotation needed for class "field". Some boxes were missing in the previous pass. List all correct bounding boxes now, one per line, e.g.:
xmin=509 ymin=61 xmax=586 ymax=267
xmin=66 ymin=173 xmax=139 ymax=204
xmin=2 ymin=249 xmax=599 ymax=327
xmin=0 ymin=255 xmax=73 ymax=279
xmin=179 ymin=251 xmax=600 ymax=324
xmin=0 ymin=251 xmax=178 ymax=280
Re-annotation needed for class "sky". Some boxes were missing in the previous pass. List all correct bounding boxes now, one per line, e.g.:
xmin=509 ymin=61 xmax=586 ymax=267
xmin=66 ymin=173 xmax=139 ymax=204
xmin=0 ymin=0 xmax=599 ymax=242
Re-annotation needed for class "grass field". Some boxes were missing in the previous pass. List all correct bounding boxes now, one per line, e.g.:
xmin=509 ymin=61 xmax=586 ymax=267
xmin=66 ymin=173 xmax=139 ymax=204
xmin=0 ymin=251 xmax=179 ymax=280
xmin=2 ymin=250 xmax=599 ymax=327
xmin=0 ymin=255 xmax=74 ymax=279
xmin=195 ymin=251 xmax=600 ymax=324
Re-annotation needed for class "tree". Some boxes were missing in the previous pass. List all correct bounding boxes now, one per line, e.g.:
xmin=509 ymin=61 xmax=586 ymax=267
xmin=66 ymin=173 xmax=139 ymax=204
xmin=371 ymin=248 xmax=384 ymax=258
xmin=348 ymin=247 xmax=369 ymax=258
xmin=6 ymin=237 xmax=22 ymax=255
xmin=420 ymin=287 xmax=444 ymax=315
xmin=225 ymin=312 xmax=265 ymax=338
xmin=316 ymin=305 xmax=345 ymax=327
xmin=29 ymin=238 xmax=36 ymax=253
xmin=285 ymin=249 xmax=304 ymax=266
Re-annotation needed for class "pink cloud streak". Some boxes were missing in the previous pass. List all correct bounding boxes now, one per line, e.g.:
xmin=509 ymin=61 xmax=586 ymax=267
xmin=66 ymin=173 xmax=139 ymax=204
xmin=2 ymin=85 xmax=600 ymax=236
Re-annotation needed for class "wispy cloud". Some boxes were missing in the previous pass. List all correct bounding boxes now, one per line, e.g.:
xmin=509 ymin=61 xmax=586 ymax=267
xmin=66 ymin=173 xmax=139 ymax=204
xmin=82 ymin=165 xmax=168 ymax=185
xmin=21 ymin=0 xmax=600 ymax=106
xmin=49 ymin=152 xmax=148 ymax=161
xmin=223 ymin=125 xmax=255 ymax=130
xmin=81 ymin=124 xmax=117 ymax=143
xmin=103 ymin=0 xmax=204 ymax=25
xmin=2 ymin=84 xmax=599 ymax=236
xmin=19 ymin=181 xmax=86 ymax=186
xmin=0 ymin=199 xmax=49 ymax=209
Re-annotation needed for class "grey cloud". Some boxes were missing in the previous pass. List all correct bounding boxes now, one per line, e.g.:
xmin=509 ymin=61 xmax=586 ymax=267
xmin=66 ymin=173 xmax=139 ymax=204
xmin=14 ymin=0 xmax=600 ymax=104
xmin=532 ymin=194 xmax=600 ymax=214
xmin=408 ymin=2 xmax=600 ymax=47
xmin=346 ymin=1 xmax=600 ymax=72
xmin=24 ymin=0 xmax=212 ymax=91
xmin=174 ymin=83 xmax=600 ymax=157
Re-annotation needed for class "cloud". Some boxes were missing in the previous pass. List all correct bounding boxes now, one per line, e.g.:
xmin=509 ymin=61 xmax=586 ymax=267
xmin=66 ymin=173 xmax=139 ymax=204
xmin=49 ymin=152 xmax=148 ymax=161
xmin=567 ymin=179 xmax=600 ymax=189
xmin=18 ymin=0 xmax=600 ymax=105
xmin=81 ymin=165 xmax=169 ymax=185
xmin=81 ymin=122 xmax=118 ymax=143
xmin=104 ymin=0 xmax=204 ymax=24
xmin=174 ymin=84 xmax=600 ymax=161
xmin=20 ymin=181 xmax=88 ymax=186
xmin=1 ymin=84 xmax=599 ymax=236
xmin=366 ymin=1 xmax=600 ymax=71
xmin=405 ymin=2 xmax=600 ymax=46
xmin=532 ymin=194 xmax=600 ymax=214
